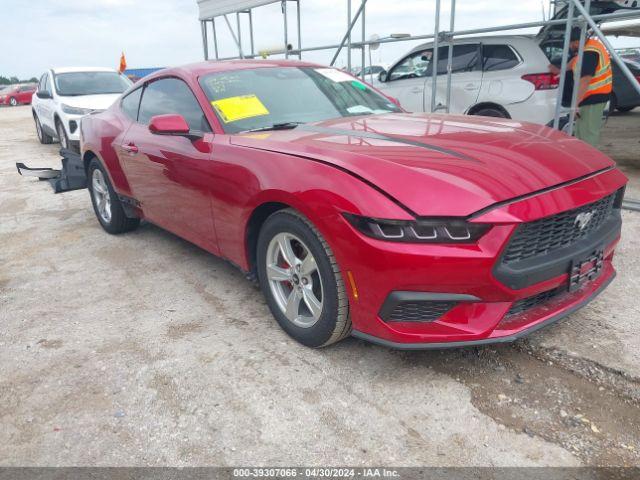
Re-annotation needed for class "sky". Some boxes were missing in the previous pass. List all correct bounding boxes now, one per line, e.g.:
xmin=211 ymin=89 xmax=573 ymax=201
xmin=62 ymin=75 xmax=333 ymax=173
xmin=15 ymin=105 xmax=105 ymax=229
xmin=2 ymin=0 xmax=639 ymax=79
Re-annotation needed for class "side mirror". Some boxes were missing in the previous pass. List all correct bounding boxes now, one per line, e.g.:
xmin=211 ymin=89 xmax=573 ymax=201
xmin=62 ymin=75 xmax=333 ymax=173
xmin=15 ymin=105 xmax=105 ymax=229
xmin=149 ymin=114 xmax=197 ymax=139
xmin=36 ymin=90 xmax=52 ymax=99
xmin=378 ymin=71 xmax=388 ymax=83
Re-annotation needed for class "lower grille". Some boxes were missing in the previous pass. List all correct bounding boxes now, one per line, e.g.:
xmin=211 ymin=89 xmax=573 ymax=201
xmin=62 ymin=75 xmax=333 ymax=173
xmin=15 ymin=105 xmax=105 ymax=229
xmin=388 ymin=301 xmax=456 ymax=322
xmin=507 ymin=287 xmax=564 ymax=317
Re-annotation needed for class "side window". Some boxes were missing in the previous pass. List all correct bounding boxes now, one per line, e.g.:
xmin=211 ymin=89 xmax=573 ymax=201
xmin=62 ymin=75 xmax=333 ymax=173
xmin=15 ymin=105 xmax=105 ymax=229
xmin=138 ymin=78 xmax=211 ymax=132
xmin=38 ymin=74 xmax=48 ymax=93
xmin=121 ymin=88 xmax=142 ymax=121
xmin=442 ymin=44 xmax=480 ymax=74
xmin=482 ymin=44 xmax=520 ymax=72
xmin=388 ymin=50 xmax=432 ymax=81
xmin=46 ymin=75 xmax=54 ymax=95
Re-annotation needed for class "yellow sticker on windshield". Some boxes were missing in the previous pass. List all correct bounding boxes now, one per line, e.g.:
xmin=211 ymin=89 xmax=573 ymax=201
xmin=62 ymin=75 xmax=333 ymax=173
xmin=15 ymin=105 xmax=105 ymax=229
xmin=211 ymin=94 xmax=269 ymax=123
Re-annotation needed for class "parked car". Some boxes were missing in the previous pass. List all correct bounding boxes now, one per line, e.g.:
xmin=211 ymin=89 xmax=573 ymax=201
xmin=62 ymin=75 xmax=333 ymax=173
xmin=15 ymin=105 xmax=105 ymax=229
xmin=540 ymin=40 xmax=640 ymax=113
xmin=609 ymin=60 xmax=640 ymax=112
xmin=79 ymin=59 xmax=626 ymax=349
xmin=376 ymin=36 xmax=559 ymax=124
xmin=32 ymin=67 xmax=132 ymax=151
xmin=0 ymin=84 xmax=36 ymax=106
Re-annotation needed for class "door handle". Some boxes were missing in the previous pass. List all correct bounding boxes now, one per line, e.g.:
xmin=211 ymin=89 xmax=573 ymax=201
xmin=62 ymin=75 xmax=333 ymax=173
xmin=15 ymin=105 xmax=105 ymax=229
xmin=121 ymin=143 xmax=138 ymax=155
xmin=410 ymin=87 xmax=423 ymax=94
xmin=464 ymin=84 xmax=478 ymax=91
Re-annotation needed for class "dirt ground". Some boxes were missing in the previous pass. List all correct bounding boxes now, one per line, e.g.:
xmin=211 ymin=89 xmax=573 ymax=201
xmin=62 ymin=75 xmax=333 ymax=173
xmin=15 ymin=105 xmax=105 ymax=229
xmin=1 ymin=106 xmax=639 ymax=467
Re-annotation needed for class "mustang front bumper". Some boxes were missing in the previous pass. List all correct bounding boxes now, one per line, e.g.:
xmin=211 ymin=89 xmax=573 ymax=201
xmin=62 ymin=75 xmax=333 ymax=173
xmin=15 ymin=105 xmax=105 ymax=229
xmin=334 ymin=168 xmax=627 ymax=348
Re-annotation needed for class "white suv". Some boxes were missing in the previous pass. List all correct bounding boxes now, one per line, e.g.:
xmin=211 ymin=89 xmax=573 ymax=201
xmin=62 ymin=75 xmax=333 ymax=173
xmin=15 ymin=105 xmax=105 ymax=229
xmin=32 ymin=67 xmax=132 ymax=151
xmin=377 ymin=36 xmax=559 ymax=125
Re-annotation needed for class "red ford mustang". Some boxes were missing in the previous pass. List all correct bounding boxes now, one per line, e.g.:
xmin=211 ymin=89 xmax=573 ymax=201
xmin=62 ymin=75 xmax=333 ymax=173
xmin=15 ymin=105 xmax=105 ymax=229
xmin=79 ymin=59 xmax=626 ymax=349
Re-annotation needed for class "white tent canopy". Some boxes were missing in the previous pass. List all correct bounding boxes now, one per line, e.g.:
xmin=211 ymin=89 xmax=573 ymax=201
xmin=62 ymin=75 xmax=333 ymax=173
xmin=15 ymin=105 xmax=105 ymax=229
xmin=197 ymin=0 xmax=279 ymax=20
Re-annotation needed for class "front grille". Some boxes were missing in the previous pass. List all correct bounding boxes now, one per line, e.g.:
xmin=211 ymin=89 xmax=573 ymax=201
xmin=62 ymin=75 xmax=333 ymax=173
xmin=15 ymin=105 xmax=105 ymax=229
xmin=502 ymin=193 xmax=616 ymax=264
xmin=506 ymin=287 xmax=564 ymax=317
xmin=388 ymin=301 xmax=456 ymax=322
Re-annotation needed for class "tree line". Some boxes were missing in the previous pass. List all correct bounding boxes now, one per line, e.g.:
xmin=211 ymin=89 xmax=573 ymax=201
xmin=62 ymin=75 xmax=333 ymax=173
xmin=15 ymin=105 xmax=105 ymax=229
xmin=0 ymin=76 xmax=39 ymax=86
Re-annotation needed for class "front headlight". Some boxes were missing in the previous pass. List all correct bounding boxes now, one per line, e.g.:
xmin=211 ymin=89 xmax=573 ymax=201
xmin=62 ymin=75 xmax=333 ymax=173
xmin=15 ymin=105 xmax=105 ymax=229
xmin=344 ymin=213 xmax=491 ymax=243
xmin=61 ymin=104 xmax=94 ymax=115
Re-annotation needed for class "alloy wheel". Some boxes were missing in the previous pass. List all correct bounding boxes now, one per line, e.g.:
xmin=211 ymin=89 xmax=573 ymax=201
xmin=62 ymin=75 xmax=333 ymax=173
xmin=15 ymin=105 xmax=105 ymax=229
xmin=266 ymin=232 xmax=323 ymax=328
xmin=10 ymin=98 xmax=17 ymax=106
xmin=91 ymin=169 xmax=112 ymax=224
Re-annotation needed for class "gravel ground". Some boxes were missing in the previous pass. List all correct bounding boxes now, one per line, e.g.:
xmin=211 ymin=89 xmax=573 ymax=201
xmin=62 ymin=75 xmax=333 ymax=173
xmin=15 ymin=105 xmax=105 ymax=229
xmin=1 ymin=106 xmax=639 ymax=467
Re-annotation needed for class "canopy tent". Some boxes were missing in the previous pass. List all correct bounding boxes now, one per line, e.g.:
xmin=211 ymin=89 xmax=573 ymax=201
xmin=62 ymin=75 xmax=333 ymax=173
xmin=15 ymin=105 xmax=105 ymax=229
xmin=197 ymin=0 xmax=279 ymax=21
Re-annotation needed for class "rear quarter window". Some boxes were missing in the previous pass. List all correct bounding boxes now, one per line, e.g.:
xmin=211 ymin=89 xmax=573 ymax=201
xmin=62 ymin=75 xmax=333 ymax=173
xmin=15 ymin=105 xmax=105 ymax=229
xmin=482 ymin=45 xmax=520 ymax=72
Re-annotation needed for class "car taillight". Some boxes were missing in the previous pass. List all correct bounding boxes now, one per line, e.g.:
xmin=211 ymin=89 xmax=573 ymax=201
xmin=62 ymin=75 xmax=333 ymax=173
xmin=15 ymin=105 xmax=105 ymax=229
xmin=522 ymin=73 xmax=559 ymax=90
xmin=635 ymin=75 xmax=640 ymax=84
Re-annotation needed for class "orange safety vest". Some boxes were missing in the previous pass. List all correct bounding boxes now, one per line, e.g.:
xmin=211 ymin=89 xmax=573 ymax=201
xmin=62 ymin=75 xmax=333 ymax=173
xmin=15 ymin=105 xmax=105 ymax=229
xmin=569 ymin=38 xmax=613 ymax=100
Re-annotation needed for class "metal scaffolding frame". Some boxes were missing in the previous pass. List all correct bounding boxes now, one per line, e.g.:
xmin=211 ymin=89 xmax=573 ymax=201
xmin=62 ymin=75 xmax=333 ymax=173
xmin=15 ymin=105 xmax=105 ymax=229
xmin=200 ymin=1 xmax=640 ymax=129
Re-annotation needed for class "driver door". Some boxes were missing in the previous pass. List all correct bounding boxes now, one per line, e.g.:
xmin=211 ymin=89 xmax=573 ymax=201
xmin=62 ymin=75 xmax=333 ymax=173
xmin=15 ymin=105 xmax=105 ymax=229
xmin=379 ymin=50 xmax=431 ymax=112
xmin=120 ymin=77 xmax=217 ymax=250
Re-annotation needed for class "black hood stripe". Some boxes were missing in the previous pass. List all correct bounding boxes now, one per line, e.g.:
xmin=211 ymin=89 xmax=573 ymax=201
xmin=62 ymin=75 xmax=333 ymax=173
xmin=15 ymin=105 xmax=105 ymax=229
xmin=298 ymin=125 xmax=478 ymax=162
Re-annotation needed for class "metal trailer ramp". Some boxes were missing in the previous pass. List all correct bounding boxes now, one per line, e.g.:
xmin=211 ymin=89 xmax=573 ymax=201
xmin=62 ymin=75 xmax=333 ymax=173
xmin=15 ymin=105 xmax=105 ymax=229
xmin=16 ymin=149 xmax=87 ymax=194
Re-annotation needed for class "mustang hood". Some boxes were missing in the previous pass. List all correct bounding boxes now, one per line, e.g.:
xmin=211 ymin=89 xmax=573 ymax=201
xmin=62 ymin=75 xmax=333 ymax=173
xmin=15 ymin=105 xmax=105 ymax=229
xmin=230 ymin=113 xmax=615 ymax=217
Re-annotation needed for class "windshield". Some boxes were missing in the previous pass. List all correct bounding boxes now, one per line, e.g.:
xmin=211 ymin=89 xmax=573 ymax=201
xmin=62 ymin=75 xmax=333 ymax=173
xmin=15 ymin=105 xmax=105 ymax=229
xmin=199 ymin=66 xmax=401 ymax=133
xmin=54 ymin=71 xmax=132 ymax=96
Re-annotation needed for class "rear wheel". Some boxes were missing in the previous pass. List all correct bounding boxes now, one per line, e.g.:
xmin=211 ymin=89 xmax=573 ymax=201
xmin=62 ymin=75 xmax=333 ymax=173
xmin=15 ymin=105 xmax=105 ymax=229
xmin=257 ymin=209 xmax=351 ymax=348
xmin=471 ymin=107 xmax=507 ymax=118
xmin=617 ymin=105 xmax=635 ymax=113
xmin=34 ymin=113 xmax=53 ymax=144
xmin=88 ymin=158 xmax=140 ymax=234
xmin=9 ymin=97 xmax=17 ymax=106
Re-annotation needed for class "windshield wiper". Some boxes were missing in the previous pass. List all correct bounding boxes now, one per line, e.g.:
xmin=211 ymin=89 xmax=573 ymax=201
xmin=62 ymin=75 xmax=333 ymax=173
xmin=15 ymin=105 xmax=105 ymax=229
xmin=243 ymin=121 xmax=305 ymax=133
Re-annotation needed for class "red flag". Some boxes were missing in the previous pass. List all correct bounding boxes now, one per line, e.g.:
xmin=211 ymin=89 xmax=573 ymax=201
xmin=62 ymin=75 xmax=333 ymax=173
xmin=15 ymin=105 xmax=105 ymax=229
xmin=119 ymin=52 xmax=127 ymax=73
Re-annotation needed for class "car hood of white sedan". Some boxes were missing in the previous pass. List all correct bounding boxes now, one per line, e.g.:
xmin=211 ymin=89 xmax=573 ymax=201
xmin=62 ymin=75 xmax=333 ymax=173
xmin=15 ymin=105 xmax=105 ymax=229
xmin=57 ymin=93 xmax=121 ymax=111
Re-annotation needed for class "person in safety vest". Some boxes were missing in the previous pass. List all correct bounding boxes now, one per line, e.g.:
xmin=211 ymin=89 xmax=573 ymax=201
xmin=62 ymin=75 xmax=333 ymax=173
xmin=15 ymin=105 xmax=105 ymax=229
xmin=551 ymin=27 xmax=613 ymax=146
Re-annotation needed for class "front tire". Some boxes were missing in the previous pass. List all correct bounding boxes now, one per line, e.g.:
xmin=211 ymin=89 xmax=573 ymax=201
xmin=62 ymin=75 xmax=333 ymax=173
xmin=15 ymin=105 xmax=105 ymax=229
xmin=34 ymin=113 xmax=53 ymax=144
xmin=55 ymin=118 xmax=70 ymax=150
xmin=257 ymin=209 xmax=351 ymax=348
xmin=87 ymin=158 xmax=140 ymax=234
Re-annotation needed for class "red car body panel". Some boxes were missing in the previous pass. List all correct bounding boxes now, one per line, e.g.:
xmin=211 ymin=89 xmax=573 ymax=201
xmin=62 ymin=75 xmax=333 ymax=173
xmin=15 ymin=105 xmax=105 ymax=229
xmin=79 ymin=60 xmax=627 ymax=348
xmin=1 ymin=85 xmax=36 ymax=105
xmin=230 ymin=113 xmax=614 ymax=217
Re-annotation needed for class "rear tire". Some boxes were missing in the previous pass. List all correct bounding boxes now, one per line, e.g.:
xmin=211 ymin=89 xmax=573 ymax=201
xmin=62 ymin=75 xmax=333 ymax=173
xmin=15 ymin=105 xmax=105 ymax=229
xmin=87 ymin=158 xmax=140 ymax=234
xmin=9 ymin=97 xmax=17 ymax=106
xmin=34 ymin=113 xmax=53 ymax=144
xmin=471 ymin=107 xmax=508 ymax=118
xmin=257 ymin=209 xmax=351 ymax=348
xmin=617 ymin=106 xmax=635 ymax=113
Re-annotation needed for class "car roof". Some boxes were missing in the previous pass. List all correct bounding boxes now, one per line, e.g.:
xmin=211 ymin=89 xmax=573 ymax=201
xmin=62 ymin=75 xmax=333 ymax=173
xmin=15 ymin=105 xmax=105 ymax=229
xmin=51 ymin=66 xmax=120 ymax=74
xmin=410 ymin=34 xmax=535 ymax=53
xmin=141 ymin=59 xmax=328 ymax=82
